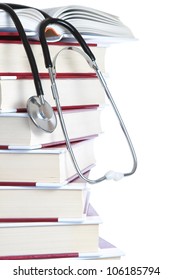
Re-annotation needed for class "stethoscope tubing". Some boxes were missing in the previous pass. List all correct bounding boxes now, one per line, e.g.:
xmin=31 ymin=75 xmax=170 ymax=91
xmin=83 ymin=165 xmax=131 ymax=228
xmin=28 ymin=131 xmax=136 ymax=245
xmin=1 ymin=3 xmax=137 ymax=184
xmin=39 ymin=17 xmax=96 ymax=68
xmin=1 ymin=3 xmax=45 ymax=98
xmin=93 ymin=65 xmax=137 ymax=177
xmin=39 ymin=18 xmax=137 ymax=183
xmin=52 ymin=46 xmax=137 ymax=179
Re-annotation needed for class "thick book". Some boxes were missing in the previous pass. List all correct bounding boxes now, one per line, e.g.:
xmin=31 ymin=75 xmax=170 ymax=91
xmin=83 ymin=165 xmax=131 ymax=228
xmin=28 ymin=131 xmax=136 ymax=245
xmin=0 ymin=237 xmax=124 ymax=260
xmin=0 ymin=176 xmax=90 ymax=221
xmin=0 ymin=139 xmax=96 ymax=186
xmin=0 ymin=204 xmax=101 ymax=258
xmin=0 ymin=40 xmax=106 ymax=73
xmin=0 ymin=5 xmax=135 ymax=43
xmin=0 ymin=73 xmax=106 ymax=112
xmin=0 ymin=108 xmax=102 ymax=148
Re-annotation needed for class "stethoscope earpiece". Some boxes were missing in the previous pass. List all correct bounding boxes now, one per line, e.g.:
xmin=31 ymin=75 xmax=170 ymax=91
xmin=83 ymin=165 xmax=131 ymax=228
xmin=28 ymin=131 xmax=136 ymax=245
xmin=27 ymin=96 xmax=57 ymax=133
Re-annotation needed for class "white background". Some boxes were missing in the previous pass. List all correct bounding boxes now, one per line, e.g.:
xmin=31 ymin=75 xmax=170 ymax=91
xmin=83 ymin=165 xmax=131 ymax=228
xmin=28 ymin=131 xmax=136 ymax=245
xmin=1 ymin=0 xmax=173 ymax=279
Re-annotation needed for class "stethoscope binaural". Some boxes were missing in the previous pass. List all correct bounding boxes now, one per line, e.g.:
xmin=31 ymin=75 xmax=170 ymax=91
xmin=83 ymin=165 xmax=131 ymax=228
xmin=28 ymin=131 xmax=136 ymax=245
xmin=1 ymin=3 xmax=137 ymax=184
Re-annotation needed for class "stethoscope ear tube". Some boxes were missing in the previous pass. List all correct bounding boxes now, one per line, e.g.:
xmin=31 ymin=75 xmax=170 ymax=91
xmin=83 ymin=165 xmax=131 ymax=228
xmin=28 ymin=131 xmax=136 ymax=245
xmin=39 ymin=17 xmax=96 ymax=69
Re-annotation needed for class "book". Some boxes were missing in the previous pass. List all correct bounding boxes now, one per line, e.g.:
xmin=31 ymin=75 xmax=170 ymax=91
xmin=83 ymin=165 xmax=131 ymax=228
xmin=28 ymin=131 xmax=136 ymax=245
xmin=0 ymin=5 xmax=135 ymax=43
xmin=0 ymin=139 xmax=96 ymax=186
xmin=0 ymin=73 xmax=106 ymax=112
xmin=0 ymin=108 xmax=102 ymax=148
xmin=0 ymin=204 xmax=101 ymax=258
xmin=0 ymin=40 xmax=106 ymax=73
xmin=0 ymin=176 xmax=91 ymax=221
xmin=0 ymin=237 xmax=124 ymax=260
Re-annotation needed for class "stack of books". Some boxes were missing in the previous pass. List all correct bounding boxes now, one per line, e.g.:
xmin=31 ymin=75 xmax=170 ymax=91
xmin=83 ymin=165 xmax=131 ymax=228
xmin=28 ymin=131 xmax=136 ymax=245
xmin=0 ymin=5 xmax=134 ymax=260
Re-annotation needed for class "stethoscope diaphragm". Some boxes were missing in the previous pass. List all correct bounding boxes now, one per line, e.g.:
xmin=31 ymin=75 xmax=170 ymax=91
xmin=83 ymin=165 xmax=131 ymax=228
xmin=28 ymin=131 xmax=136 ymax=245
xmin=27 ymin=96 xmax=57 ymax=133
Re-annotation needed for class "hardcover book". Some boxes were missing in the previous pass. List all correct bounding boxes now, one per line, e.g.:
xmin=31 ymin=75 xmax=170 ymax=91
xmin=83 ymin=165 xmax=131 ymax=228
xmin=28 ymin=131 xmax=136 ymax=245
xmin=0 ymin=139 xmax=96 ymax=186
xmin=0 ymin=237 xmax=124 ymax=260
xmin=0 ymin=109 xmax=102 ymax=148
xmin=0 ymin=40 xmax=106 ymax=73
xmin=0 ymin=73 xmax=106 ymax=112
xmin=0 ymin=176 xmax=90 ymax=221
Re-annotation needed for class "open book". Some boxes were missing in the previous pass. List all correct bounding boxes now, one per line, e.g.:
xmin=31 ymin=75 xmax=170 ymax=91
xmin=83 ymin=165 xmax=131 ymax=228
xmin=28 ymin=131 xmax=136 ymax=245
xmin=0 ymin=5 xmax=135 ymax=42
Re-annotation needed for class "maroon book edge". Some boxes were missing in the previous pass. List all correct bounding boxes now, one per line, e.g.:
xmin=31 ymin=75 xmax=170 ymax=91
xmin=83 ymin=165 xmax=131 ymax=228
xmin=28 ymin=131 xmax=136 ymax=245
xmin=0 ymin=72 xmax=97 ymax=79
xmin=0 ymin=134 xmax=98 ymax=150
xmin=0 ymin=252 xmax=79 ymax=260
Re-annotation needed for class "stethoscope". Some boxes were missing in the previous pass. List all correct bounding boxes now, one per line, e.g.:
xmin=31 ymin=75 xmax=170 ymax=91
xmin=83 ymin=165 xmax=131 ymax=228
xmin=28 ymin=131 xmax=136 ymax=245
xmin=1 ymin=3 xmax=137 ymax=184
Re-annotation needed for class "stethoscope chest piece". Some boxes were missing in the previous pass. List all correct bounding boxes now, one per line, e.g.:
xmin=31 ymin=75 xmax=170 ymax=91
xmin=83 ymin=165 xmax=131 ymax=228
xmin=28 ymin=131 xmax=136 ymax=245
xmin=27 ymin=96 xmax=57 ymax=133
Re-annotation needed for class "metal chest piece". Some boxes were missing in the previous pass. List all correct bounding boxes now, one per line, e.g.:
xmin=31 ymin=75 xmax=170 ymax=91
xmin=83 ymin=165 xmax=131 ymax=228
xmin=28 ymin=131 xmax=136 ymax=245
xmin=27 ymin=96 xmax=57 ymax=133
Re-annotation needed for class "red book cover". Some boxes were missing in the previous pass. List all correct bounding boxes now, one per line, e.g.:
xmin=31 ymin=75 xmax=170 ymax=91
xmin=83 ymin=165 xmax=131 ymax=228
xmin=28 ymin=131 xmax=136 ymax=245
xmin=0 ymin=72 xmax=97 ymax=79
xmin=0 ymin=218 xmax=58 ymax=223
